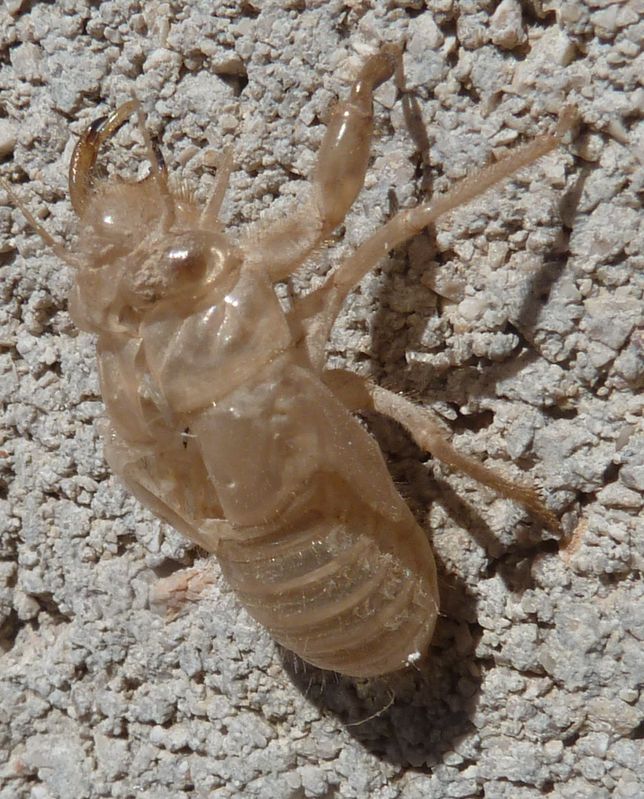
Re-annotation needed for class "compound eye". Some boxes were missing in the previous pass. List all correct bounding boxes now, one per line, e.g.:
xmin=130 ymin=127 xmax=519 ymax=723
xmin=123 ymin=233 xmax=212 ymax=307
xmin=164 ymin=238 xmax=208 ymax=285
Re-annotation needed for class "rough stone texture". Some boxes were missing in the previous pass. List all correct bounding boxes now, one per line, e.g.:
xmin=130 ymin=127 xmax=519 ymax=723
xmin=0 ymin=1 xmax=642 ymax=797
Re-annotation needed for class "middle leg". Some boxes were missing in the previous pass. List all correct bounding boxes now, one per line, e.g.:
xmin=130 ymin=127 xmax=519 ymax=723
xmin=293 ymin=109 xmax=575 ymax=368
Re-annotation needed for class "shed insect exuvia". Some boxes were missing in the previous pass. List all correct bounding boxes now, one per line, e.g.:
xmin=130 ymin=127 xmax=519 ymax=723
xmin=4 ymin=45 xmax=572 ymax=677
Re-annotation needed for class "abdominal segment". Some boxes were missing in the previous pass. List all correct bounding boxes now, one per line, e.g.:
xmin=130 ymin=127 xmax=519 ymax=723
xmin=216 ymin=476 xmax=439 ymax=677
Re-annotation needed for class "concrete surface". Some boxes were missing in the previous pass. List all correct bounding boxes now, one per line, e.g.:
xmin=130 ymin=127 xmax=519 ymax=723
xmin=0 ymin=1 xmax=642 ymax=797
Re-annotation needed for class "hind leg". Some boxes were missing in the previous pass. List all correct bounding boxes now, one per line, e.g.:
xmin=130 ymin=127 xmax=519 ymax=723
xmin=324 ymin=369 xmax=560 ymax=532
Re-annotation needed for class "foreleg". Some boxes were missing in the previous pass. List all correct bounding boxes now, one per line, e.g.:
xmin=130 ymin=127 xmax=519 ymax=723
xmin=324 ymin=370 xmax=560 ymax=532
xmin=69 ymin=98 xmax=169 ymax=216
xmin=241 ymin=45 xmax=402 ymax=280
xmin=68 ymin=100 xmax=137 ymax=215
xmin=3 ymin=98 xmax=171 ymax=258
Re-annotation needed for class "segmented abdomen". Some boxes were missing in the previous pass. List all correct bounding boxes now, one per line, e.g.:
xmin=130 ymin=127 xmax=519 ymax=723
xmin=217 ymin=475 xmax=438 ymax=677
xmin=100 ymin=338 xmax=439 ymax=677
